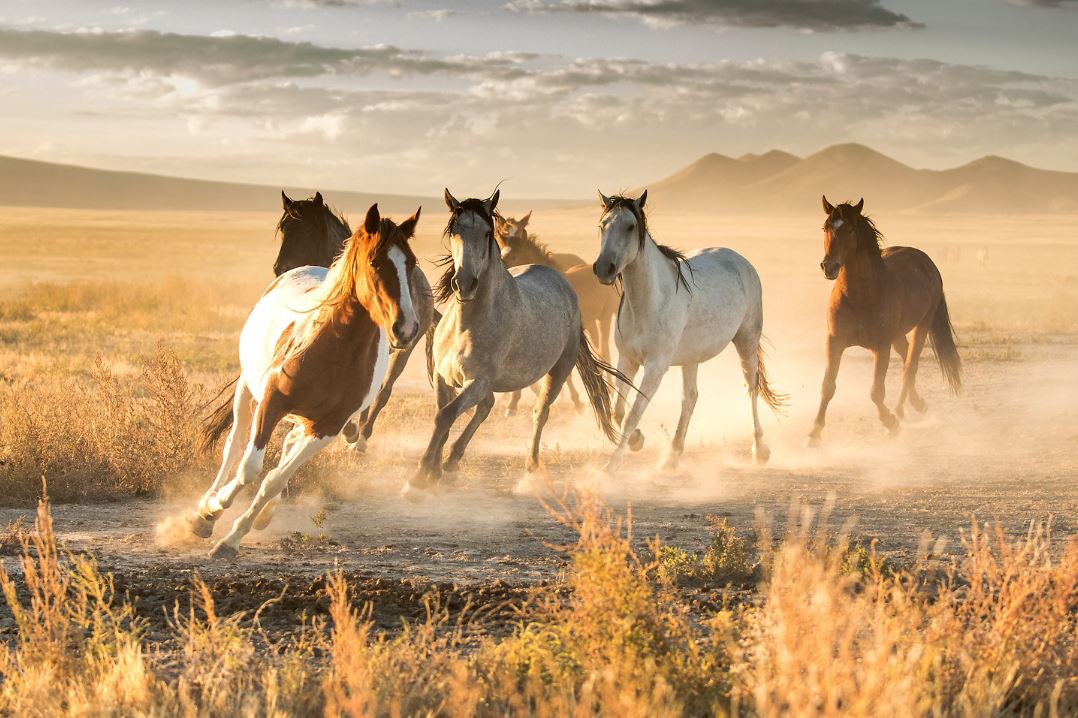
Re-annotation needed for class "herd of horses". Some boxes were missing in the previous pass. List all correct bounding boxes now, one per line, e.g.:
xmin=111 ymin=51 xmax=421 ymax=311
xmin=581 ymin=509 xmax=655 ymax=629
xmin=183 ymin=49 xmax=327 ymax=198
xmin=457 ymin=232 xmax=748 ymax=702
xmin=189 ymin=189 xmax=962 ymax=560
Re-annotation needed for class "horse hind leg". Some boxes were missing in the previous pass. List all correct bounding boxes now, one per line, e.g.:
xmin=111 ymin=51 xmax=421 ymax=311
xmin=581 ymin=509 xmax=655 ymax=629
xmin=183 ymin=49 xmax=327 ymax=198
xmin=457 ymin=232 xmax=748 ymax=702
xmin=516 ymin=362 xmax=570 ymax=494
xmin=504 ymin=390 xmax=523 ymax=417
xmin=191 ymin=383 xmax=254 ymax=538
xmin=251 ymin=423 xmax=303 ymax=531
xmin=733 ymin=330 xmax=769 ymax=464
xmin=903 ymin=324 xmax=931 ymax=415
xmin=660 ymin=363 xmax=699 ymax=471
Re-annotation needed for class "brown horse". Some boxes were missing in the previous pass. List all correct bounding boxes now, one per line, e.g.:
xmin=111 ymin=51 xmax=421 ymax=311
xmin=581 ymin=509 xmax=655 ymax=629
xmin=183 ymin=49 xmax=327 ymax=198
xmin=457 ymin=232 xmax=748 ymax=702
xmin=806 ymin=196 xmax=962 ymax=446
xmin=494 ymin=211 xmax=620 ymax=415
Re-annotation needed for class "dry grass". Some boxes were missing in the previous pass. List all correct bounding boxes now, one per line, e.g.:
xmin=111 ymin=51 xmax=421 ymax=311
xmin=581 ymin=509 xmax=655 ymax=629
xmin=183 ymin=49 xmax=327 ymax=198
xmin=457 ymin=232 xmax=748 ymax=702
xmin=0 ymin=495 xmax=1073 ymax=717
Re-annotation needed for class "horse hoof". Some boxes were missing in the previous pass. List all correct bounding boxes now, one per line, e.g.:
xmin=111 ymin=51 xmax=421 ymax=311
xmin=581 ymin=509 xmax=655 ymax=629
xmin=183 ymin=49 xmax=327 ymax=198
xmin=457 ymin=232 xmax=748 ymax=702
xmin=344 ymin=434 xmax=368 ymax=454
xmin=627 ymin=429 xmax=645 ymax=452
xmin=894 ymin=405 xmax=906 ymax=420
xmin=504 ymin=407 xmax=518 ymax=418
xmin=804 ymin=435 xmax=822 ymax=449
xmin=514 ymin=474 xmax=543 ymax=496
xmin=208 ymin=542 xmax=238 ymax=561
xmin=884 ymin=422 xmax=902 ymax=439
xmin=753 ymin=443 xmax=771 ymax=465
xmin=911 ymin=398 xmax=928 ymax=414
xmin=573 ymin=402 xmax=585 ymax=415
xmin=658 ymin=452 xmax=681 ymax=472
xmin=252 ymin=498 xmax=280 ymax=531
xmin=188 ymin=514 xmax=214 ymax=539
xmin=401 ymin=480 xmax=429 ymax=503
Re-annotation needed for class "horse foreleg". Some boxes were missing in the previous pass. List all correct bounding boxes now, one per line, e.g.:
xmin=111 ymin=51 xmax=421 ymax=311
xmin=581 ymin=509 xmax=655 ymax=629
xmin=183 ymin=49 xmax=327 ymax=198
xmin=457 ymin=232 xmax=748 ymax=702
xmin=209 ymin=431 xmax=333 ymax=560
xmin=443 ymin=391 xmax=496 ymax=475
xmin=191 ymin=383 xmax=254 ymax=538
xmin=406 ymin=378 xmax=489 ymax=499
xmin=660 ymin=363 xmax=698 ymax=471
xmin=871 ymin=346 xmax=900 ymax=437
xmin=353 ymin=345 xmax=412 ymax=449
xmin=612 ymin=354 xmax=640 ymax=428
xmin=806 ymin=336 xmax=845 ymax=447
xmin=604 ymin=360 xmax=668 ymax=473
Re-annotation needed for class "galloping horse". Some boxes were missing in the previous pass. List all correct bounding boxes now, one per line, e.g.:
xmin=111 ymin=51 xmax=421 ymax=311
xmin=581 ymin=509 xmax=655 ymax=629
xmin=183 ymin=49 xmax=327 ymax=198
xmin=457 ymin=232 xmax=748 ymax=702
xmin=190 ymin=204 xmax=421 ymax=559
xmin=404 ymin=189 xmax=628 ymax=498
xmin=200 ymin=191 xmax=437 ymax=455
xmin=592 ymin=191 xmax=784 ymax=472
xmin=806 ymin=197 xmax=961 ymax=445
xmin=494 ymin=212 xmax=620 ymax=415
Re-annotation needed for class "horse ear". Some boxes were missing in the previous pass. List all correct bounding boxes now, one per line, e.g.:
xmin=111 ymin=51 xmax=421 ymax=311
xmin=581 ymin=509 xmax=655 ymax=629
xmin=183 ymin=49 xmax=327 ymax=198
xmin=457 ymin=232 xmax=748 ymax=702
xmin=282 ymin=191 xmax=293 ymax=209
xmin=636 ymin=190 xmax=647 ymax=210
xmin=853 ymin=197 xmax=864 ymax=214
xmin=822 ymin=195 xmax=835 ymax=214
xmin=313 ymin=192 xmax=323 ymax=208
xmin=363 ymin=203 xmax=380 ymax=236
xmin=484 ymin=189 xmax=500 ymax=215
xmin=598 ymin=190 xmax=612 ymax=209
xmin=520 ymin=210 xmax=531 ymax=227
xmin=444 ymin=188 xmax=460 ymax=212
xmin=399 ymin=206 xmax=421 ymax=238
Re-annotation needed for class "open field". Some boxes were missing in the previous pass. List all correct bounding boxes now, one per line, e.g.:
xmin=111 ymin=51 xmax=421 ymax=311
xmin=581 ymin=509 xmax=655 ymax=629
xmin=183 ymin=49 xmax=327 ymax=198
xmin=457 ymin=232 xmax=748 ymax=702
xmin=0 ymin=204 xmax=1075 ymax=714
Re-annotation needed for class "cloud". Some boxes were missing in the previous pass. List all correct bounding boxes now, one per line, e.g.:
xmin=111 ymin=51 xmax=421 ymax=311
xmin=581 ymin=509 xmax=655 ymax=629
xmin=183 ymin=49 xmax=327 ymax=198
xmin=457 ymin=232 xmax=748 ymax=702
xmin=505 ymin=0 xmax=923 ymax=31
xmin=1007 ymin=1 xmax=1077 ymax=6
xmin=0 ymin=27 xmax=532 ymax=86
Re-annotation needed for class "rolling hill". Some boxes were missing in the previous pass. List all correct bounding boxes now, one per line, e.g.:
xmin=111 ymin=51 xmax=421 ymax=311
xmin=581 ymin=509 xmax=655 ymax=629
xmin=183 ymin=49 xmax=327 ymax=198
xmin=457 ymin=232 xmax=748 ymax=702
xmin=644 ymin=144 xmax=1078 ymax=214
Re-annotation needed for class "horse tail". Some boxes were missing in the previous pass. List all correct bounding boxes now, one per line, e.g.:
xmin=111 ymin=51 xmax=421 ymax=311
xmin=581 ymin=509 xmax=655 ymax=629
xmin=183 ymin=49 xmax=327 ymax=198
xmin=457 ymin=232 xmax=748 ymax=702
xmin=575 ymin=328 xmax=635 ymax=444
xmin=756 ymin=340 xmax=788 ymax=414
xmin=425 ymin=308 xmax=442 ymax=386
xmin=930 ymin=293 xmax=962 ymax=395
xmin=197 ymin=376 xmax=238 ymax=456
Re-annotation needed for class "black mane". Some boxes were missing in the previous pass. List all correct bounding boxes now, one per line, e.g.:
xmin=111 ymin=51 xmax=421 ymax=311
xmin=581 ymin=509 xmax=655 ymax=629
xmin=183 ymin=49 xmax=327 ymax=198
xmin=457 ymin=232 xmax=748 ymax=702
xmin=602 ymin=195 xmax=692 ymax=293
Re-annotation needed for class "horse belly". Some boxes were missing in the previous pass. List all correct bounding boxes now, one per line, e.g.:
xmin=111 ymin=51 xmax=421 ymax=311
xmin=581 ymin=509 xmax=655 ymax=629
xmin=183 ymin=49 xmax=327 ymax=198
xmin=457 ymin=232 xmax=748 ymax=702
xmin=673 ymin=251 xmax=755 ymax=365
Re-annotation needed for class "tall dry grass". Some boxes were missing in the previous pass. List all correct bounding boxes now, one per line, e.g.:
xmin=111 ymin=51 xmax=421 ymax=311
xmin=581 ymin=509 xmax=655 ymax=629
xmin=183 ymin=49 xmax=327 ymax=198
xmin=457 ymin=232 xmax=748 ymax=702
xmin=0 ymin=495 xmax=1073 ymax=717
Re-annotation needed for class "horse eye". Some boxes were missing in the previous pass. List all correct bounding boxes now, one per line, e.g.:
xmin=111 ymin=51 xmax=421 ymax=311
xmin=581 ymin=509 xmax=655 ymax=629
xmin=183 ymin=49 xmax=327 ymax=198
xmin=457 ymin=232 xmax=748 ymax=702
xmin=626 ymin=224 xmax=635 ymax=232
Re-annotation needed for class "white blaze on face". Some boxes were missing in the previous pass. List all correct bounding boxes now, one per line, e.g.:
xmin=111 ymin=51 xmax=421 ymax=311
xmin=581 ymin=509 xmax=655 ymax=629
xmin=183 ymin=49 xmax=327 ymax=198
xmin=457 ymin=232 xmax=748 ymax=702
xmin=388 ymin=244 xmax=417 ymax=334
xmin=832 ymin=218 xmax=844 ymax=229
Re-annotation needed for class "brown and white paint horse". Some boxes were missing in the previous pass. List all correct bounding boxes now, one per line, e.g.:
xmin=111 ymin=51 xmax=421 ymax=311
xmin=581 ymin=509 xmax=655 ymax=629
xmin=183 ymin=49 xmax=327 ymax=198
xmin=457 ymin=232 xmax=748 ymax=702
xmin=806 ymin=196 xmax=961 ymax=446
xmin=189 ymin=203 xmax=421 ymax=559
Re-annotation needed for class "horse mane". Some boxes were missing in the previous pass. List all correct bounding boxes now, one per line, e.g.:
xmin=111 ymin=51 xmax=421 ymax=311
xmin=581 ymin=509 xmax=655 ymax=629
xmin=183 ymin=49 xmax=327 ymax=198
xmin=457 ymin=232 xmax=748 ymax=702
xmin=837 ymin=202 xmax=885 ymax=261
xmin=433 ymin=199 xmax=496 ymax=303
xmin=495 ymin=211 xmax=553 ymax=262
xmin=275 ymin=198 xmax=351 ymax=246
xmin=278 ymin=218 xmax=401 ymax=364
xmin=602 ymin=195 xmax=692 ymax=293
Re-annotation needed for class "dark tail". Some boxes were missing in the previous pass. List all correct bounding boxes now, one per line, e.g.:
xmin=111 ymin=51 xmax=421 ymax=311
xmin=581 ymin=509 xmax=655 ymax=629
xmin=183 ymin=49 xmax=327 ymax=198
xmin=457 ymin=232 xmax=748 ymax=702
xmin=197 ymin=376 xmax=238 ymax=456
xmin=756 ymin=341 xmax=788 ymax=414
xmin=575 ymin=328 xmax=636 ymax=443
xmin=930 ymin=293 xmax=962 ymax=395
xmin=425 ymin=308 xmax=442 ymax=386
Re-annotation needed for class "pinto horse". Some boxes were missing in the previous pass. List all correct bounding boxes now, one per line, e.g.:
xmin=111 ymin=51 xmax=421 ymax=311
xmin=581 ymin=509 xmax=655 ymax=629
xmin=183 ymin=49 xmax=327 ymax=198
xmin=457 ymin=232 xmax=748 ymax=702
xmin=806 ymin=197 xmax=961 ymax=446
xmin=189 ymin=204 xmax=421 ymax=559
xmin=200 ymin=191 xmax=437 ymax=455
xmin=405 ymin=189 xmax=630 ymax=498
xmin=592 ymin=191 xmax=784 ymax=472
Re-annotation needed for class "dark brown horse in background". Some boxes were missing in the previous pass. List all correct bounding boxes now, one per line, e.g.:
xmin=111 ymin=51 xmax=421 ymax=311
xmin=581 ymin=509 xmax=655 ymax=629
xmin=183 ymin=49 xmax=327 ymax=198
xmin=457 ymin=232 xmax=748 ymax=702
xmin=201 ymin=191 xmax=438 ymax=455
xmin=806 ymin=196 xmax=962 ymax=446
xmin=494 ymin=211 xmax=620 ymax=415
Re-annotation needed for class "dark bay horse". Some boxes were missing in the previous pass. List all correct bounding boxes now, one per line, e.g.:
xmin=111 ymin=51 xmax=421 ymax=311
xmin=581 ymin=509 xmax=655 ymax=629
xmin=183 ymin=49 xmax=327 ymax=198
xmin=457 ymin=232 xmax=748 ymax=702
xmin=404 ymin=189 xmax=630 ymax=498
xmin=806 ymin=196 xmax=962 ymax=446
xmin=495 ymin=211 xmax=586 ymax=271
xmin=190 ymin=204 xmax=421 ymax=559
xmin=200 ymin=191 xmax=437 ymax=455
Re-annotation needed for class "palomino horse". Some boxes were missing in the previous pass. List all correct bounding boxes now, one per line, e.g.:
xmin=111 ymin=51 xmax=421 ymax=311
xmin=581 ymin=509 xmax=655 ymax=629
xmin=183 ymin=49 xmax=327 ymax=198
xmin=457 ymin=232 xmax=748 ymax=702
xmin=403 ymin=189 xmax=629 ymax=498
xmin=200 ymin=191 xmax=437 ymax=455
xmin=189 ymin=204 xmax=421 ymax=559
xmin=592 ymin=191 xmax=784 ymax=472
xmin=806 ymin=197 xmax=961 ymax=445
xmin=494 ymin=212 xmax=620 ymax=415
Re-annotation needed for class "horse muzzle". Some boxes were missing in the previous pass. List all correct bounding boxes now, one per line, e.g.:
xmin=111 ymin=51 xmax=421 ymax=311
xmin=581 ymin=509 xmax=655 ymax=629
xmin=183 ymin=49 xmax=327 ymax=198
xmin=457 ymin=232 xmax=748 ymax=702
xmin=592 ymin=259 xmax=618 ymax=286
xmin=389 ymin=317 xmax=419 ymax=350
xmin=451 ymin=274 xmax=478 ymax=302
xmin=820 ymin=260 xmax=840 ymax=281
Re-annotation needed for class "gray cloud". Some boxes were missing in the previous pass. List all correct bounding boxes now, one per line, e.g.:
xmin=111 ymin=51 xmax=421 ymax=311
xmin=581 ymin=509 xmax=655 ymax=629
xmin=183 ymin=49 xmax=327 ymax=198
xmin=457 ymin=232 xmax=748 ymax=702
xmin=506 ymin=0 xmax=923 ymax=30
xmin=0 ymin=27 xmax=533 ymax=86
xmin=1007 ymin=1 xmax=1077 ymax=6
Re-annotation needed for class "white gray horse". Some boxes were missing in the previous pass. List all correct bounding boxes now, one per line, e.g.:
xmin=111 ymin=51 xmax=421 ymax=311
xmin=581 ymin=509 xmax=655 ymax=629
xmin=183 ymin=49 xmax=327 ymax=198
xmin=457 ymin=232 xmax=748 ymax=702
xmin=591 ymin=191 xmax=784 ymax=472
xmin=403 ymin=189 xmax=629 ymax=498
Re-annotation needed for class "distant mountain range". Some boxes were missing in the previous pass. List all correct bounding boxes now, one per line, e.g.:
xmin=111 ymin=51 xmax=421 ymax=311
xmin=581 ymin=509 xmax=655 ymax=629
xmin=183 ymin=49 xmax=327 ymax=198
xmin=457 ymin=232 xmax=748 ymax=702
xmin=2 ymin=144 xmax=1077 ymax=214
xmin=643 ymin=143 xmax=1078 ymax=214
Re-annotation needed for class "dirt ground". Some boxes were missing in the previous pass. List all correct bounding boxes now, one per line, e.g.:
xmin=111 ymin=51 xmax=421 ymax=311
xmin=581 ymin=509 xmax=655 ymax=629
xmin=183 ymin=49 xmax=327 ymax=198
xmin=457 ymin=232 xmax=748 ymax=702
xmin=1 ymin=205 xmax=1075 ymax=640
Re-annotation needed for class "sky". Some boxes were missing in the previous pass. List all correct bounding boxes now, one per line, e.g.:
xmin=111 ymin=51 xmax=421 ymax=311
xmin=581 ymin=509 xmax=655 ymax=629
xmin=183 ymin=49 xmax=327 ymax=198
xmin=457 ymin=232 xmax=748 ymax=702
xmin=0 ymin=0 xmax=1076 ymax=198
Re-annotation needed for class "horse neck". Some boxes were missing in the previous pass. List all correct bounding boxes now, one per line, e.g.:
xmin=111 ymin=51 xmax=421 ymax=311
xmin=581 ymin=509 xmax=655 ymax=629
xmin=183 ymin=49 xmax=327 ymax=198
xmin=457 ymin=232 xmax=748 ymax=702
xmin=520 ymin=238 xmax=553 ymax=267
xmin=620 ymin=232 xmax=680 ymax=322
xmin=836 ymin=244 xmax=885 ymax=304
xmin=325 ymin=209 xmax=350 ymax=257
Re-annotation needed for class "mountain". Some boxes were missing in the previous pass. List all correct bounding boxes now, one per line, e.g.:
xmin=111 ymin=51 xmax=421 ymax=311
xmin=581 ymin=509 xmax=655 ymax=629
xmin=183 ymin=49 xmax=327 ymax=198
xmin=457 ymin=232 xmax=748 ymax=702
xmin=0 ymin=155 xmax=562 ymax=215
xmin=645 ymin=143 xmax=1078 ymax=214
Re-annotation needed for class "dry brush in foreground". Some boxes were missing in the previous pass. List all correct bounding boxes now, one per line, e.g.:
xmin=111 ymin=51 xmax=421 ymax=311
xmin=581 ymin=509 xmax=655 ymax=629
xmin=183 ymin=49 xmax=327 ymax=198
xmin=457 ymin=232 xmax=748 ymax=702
xmin=0 ymin=496 xmax=1074 ymax=717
